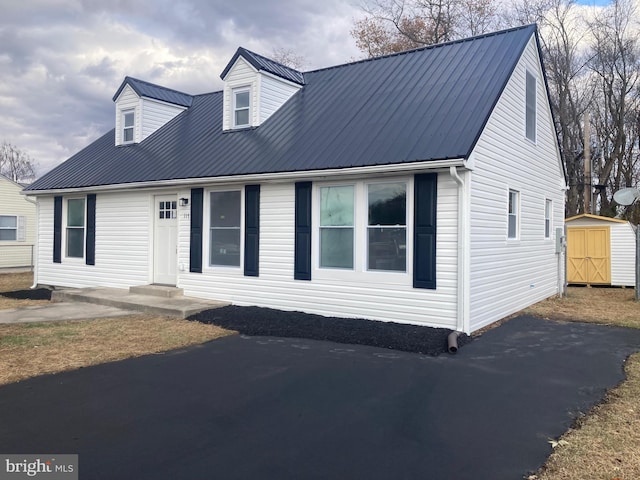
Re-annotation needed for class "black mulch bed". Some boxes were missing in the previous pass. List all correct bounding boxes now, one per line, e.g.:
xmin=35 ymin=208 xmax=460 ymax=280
xmin=0 ymin=288 xmax=52 ymax=301
xmin=189 ymin=306 xmax=471 ymax=356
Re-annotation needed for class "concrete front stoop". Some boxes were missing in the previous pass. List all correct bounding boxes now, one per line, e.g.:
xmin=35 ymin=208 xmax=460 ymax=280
xmin=51 ymin=286 xmax=228 ymax=318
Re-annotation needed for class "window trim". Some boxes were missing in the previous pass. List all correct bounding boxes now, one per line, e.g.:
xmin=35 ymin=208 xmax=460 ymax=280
xmin=122 ymin=109 xmax=135 ymax=144
xmin=525 ymin=69 xmax=537 ymax=143
xmin=64 ymin=197 xmax=86 ymax=260
xmin=0 ymin=215 xmax=18 ymax=241
xmin=204 ymin=187 xmax=244 ymax=270
xmin=508 ymin=189 xmax=519 ymax=240
xmin=318 ymin=184 xmax=356 ymax=270
xmin=544 ymin=199 xmax=552 ymax=239
xmin=312 ymin=177 xmax=413 ymax=284
xmin=232 ymin=87 xmax=251 ymax=128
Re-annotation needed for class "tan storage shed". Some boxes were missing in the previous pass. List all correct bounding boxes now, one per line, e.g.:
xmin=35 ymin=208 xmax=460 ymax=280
xmin=565 ymin=214 xmax=636 ymax=287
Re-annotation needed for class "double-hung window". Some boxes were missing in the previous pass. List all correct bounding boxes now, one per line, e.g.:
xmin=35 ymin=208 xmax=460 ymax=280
xmin=210 ymin=191 xmax=241 ymax=267
xmin=525 ymin=70 xmax=536 ymax=142
xmin=367 ymin=182 xmax=407 ymax=271
xmin=545 ymin=199 xmax=552 ymax=239
xmin=233 ymin=88 xmax=250 ymax=128
xmin=0 ymin=216 xmax=17 ymax=241
xmin=508 ymin=190 xmax=519 ymax=239
xmin=319 ymin=185 xmax=354 ymax=269
xmin=123 ymin=110 xmax=135 ymax=143
xmin=66 ymin=198 xmax=85 ymax=258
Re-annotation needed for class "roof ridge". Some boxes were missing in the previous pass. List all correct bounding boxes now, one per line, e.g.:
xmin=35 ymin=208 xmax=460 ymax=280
xmin=124 ymin=76 xmax=192 ymax=97
xmin=238 ymin=47 xmax=304 ymax=76
xmin=305 ymin=23 xmax=536 ymax=75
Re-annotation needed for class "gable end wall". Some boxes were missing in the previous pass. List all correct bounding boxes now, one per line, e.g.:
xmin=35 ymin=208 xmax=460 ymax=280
xmin=468 ymin=36 xmax=566 ymax=331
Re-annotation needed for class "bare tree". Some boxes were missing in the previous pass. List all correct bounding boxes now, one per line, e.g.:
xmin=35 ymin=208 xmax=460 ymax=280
xmin=0 ymin=141 xmax=37 ymax=183
xmin=351 ymin=0 xmax=500 ymax=57
xmin=271 ymin=48 xmax=307 ymax=70
xmin=588 ymin=0 xmax=640 ymax=217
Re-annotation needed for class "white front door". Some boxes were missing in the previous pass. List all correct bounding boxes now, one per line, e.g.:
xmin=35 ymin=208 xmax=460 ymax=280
xmin=153 ymin=195 xmax=178 ymax=285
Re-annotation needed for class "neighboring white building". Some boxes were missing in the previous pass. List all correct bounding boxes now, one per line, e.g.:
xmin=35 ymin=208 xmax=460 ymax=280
xmin=25 ymin=25 xmax=566 ymax=333
xmin=0 ymin=174 xmax=36 ymax=269
xmin=566 ymin=214 xmax=636 ymax=287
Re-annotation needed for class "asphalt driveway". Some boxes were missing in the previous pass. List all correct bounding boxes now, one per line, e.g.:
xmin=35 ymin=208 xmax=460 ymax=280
xmin=1 ymin=315 xmax=639 ymax=479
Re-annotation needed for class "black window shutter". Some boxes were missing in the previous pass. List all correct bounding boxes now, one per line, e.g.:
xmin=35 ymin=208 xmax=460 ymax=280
xmin=53 ymin=196 xmax=62 ymax=263
xmin=413 ymin=173 xmax=438 ymax=289
xmin=86 ymin=194 xmax=96 ymax=265
xmin=190 ymin=188 xmax=204 ymax=273
xmin=244 ymin=185 xmax=260 ymax=277
xmin=294 ymin=182 xmax=312 ymax=280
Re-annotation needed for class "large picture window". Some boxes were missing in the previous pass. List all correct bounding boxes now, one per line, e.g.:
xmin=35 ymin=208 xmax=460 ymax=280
xmin=367 ymin=183 xmax=406 ymax=271
xmin=66 ymin=198 xmax=85 ymax=258
xmin=210 ymin=191 xmax=241 ymax=267
xmin=0 ymin=215 xmax=17 ymax=241
xmin=319 ymin=185 xmax=354 ymax=269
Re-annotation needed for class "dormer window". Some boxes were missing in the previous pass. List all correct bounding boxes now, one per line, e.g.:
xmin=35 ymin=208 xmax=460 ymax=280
xmin=123 ymin=110 xmax=135 ymax=143
xmin=233 ymin=88 xmax=250 ymax=128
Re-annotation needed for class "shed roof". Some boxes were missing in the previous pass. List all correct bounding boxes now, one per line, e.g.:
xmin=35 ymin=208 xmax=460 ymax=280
xmin=566 ymin=214 xmax=629 ymax=224
xmin=27 ymin=24 xmax=538 ymax=192
xmin=112 ymin=77 xmax=193 ymax=107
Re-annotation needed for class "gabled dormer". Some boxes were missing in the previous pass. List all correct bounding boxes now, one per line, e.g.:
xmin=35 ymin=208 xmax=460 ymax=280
xmin=220 ymin=48 xmax=305 ymax=131
xmin=112 ymin=77 xmax=193 ymax=146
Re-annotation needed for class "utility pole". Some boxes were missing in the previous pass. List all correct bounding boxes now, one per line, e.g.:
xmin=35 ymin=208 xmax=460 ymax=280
xmin=584 ymin=112 xmax=591 ymax=214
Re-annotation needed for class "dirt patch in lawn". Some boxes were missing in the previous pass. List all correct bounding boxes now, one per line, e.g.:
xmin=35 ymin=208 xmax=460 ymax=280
xmin=0 ymin=272 xmax=51 ymax=309
xmin=0 ymin=315 xmax=233 ymax=386
xmin=524 ymin=286 xmax=640 ymax=480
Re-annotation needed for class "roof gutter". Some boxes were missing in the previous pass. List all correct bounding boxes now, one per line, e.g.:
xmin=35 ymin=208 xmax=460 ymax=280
xmin=22 ymin=158 xmax=466 ymax=196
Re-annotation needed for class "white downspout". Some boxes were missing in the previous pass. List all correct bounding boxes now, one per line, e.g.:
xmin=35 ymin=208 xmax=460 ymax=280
xmin=24 ymin=195 xmax=39 ymax=289
xmin=449 ymin=166 xmax=470 ymax=333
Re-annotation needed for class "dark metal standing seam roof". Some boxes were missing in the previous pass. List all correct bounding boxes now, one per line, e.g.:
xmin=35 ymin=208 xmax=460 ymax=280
xmin=27 ymin=25 xmax=537 ymax=192
xmin=111 ymin=77 xmax=193 ymax=107
xmin=220 ymin=47 xmax=305 ymax=85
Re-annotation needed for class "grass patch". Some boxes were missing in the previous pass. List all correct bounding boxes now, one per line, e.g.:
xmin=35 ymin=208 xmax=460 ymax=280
xmin=525 ymin=286 xmax=640 ymax=479
xmin=0 ymin=314 xmax=233 ymax=386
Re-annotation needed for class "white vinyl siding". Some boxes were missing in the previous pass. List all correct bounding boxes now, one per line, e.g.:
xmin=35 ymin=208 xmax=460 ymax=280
xmin=140 ymin=98 xmax=186 ymax=140
xmin=259 ymin=74 xmax=301 ymax=123
xmin=468 ymin=37 xmax=565 ymax=332
xmin=36 ymin=192 xmax=150 ymax=288
xmin=0 ymin=176 xmax=36 ymax=268
xmin=181 ymin=176 xmax=459 ymax=330
xmin=114 ymin=85 xmax=140 ymax=145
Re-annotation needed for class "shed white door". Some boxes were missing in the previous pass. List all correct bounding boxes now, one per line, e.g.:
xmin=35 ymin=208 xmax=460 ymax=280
xmin=153 ymin=195 xmax=178 ymax=285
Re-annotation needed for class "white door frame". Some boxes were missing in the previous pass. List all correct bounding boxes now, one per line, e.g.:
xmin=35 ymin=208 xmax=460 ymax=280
xmin=153 ymin=194 xmax=178 ymax=285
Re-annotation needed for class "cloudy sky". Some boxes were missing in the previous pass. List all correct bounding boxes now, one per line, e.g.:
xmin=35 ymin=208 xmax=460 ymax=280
xmin=1 ymin=0 xmax=612 ymax=177
xmin=1 ymin=0 xmax=364 ymax=176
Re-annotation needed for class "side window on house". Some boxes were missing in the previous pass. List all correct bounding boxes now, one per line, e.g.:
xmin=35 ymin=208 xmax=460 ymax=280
xmin=0 ymin=215 xmax=17 ymax=241
xmin=545 ymin=199 xmax=552 ymax=239
xmin=508 ymin=190 xmax=519 ymax=239
xmin=368 ymin=182 xmax=407 ymax=271
xmin=319 ymin=185 xmax=354 ymax=269
xmin=123 ymin=111 xmax=135 ymax=143
xmin=210 ymin=191 xmax=241 ymax=267
xmin=526 ymin=70 xmax=536 ymax=142
xmin=233 ymin=88 xmax=250 ymax=128
xmin=66 ymin=198 xmax=85 ymax=258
